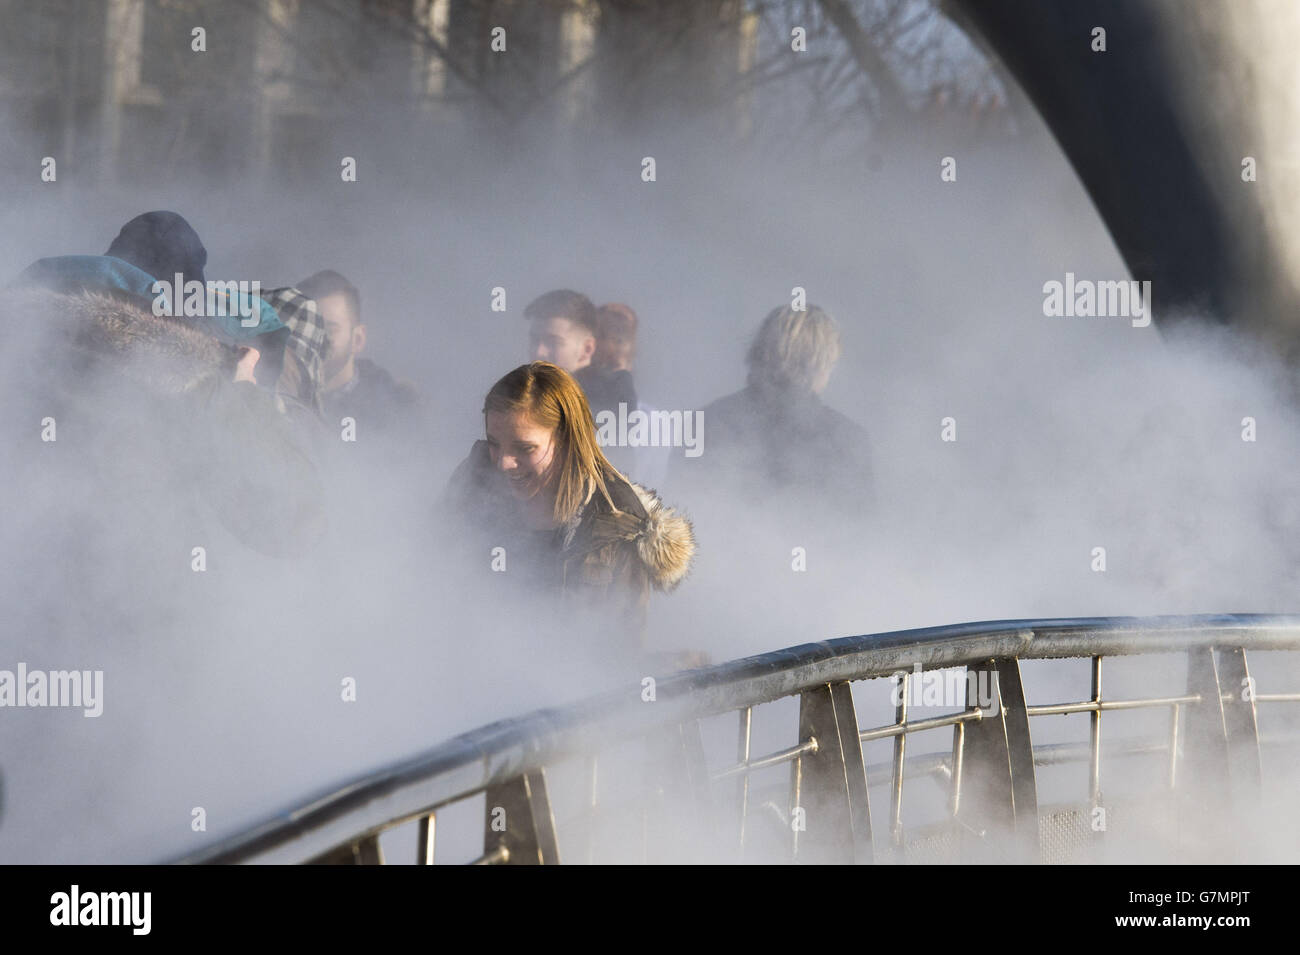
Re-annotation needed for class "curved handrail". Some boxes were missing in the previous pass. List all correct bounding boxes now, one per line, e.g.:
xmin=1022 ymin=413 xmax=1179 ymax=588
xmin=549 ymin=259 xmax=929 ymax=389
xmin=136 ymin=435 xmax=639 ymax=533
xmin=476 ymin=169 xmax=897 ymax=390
xmin=177 ymin=612 xmax=1300 ymax=863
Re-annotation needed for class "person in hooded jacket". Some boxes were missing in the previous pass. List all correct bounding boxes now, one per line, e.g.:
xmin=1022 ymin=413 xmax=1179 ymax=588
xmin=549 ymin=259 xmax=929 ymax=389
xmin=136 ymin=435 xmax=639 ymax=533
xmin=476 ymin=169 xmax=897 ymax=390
xmin=0 ymin=283 xmax=327 ymax=560
xmin=13 ymin=210 xmax=290 ymax=383
xmin=444 ymin=362 xmax=697 ymax=666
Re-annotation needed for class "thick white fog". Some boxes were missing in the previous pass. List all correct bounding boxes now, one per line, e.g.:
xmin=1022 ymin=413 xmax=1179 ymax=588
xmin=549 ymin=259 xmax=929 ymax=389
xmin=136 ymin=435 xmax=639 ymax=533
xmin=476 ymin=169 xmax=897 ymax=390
xmin=0 ymin=1 xmax=1297 ymax=864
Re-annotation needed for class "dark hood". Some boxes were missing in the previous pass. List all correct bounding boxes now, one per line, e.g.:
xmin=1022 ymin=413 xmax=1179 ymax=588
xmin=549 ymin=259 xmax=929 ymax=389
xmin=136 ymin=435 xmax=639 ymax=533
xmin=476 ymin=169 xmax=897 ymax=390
xmin=105 ymin=211 xmax=207 ymax=288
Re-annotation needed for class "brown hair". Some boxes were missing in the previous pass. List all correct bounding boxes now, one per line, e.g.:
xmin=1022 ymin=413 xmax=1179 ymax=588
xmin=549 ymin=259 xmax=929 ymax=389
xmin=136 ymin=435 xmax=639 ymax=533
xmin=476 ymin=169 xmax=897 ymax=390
xmin=484 ymin=362 xmax=619 ymax=524
xmin=595 ymin=303 xmax=638 ymax=370
xmin=297 ymin=269 xmax=361 ymax=327
xmin=523 ymin=289 xmax=597 ymax=336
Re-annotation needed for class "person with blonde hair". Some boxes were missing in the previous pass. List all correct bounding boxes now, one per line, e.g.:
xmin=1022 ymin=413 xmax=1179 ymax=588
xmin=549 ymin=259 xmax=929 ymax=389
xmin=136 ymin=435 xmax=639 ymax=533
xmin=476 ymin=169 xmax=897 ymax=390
xmin=674 ymin=303 xmax=873 ymax=506
xmin=446 ymin=361 xmax=696 ymax=657
xmin=745 ymin=304 xmax=843 ymax=395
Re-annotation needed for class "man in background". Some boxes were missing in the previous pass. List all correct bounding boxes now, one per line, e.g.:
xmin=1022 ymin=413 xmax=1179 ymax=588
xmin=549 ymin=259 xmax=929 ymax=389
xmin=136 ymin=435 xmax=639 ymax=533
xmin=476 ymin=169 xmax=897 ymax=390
xmin=299 ymin=269 xmax=420 ymax=439
xmin=524 ymin=289 xmax=638 ymax=474
xmin=525 ymin=289 xmax=636 ymax=419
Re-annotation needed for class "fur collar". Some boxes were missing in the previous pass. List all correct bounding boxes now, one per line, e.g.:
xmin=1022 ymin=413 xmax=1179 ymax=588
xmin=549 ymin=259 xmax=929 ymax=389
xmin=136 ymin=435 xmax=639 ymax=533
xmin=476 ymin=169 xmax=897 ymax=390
xmin=572 ymin=478 xmax=695 ymax=591
xmin=626 ymin=482 xmax=695 ymax=591
xmin=13 ymin=288 xmax=235 ymax=394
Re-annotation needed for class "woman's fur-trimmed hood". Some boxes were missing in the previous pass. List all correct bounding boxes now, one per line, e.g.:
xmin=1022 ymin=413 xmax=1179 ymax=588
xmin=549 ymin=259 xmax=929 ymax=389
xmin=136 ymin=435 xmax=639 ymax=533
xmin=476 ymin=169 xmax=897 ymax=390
xmin=572 ymin=475 xmax=695 ymax=592
xmin=626 ymin=482 xmax=695 ymax=591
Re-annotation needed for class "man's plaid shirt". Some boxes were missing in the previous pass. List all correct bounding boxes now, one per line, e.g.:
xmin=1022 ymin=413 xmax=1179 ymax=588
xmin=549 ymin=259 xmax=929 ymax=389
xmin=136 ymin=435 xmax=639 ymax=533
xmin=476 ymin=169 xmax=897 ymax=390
xmin=262 ymin=286 xmax=328 ymax=414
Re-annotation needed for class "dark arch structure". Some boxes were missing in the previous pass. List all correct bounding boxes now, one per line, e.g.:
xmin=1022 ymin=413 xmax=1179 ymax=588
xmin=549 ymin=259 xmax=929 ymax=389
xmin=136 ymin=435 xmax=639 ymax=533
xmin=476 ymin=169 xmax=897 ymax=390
xmin=947 ymin=0 xmax=1299 ymax=343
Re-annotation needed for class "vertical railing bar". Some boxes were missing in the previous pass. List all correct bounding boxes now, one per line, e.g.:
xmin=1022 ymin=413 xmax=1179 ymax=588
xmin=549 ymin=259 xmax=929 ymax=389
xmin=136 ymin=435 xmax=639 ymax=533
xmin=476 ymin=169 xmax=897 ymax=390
xmin=1089 ymin=656 xmax=1103 ymax=807
xmin=891 ymin=670 xmax=909 ymax=850
xmin=737 ymin=706 xmax=752 ymax=857
xmin=950 ymin=720 xmax=965 ymax=818
xmin=416 ymin=812 xmax=436 ymax=866
xmin=1168 ymin=702 xmax=1180 ymax=789
xmin=585 ymin=754 xmax=598 ymax=865
xmin=790 ymin=753 xmax=803 ymax=860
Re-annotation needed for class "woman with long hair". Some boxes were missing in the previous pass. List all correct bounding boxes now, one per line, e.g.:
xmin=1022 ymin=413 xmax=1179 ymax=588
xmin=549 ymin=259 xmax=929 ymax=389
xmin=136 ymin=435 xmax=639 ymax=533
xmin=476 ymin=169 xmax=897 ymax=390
xmin=446 ymin=361 xmax=695 ymax=657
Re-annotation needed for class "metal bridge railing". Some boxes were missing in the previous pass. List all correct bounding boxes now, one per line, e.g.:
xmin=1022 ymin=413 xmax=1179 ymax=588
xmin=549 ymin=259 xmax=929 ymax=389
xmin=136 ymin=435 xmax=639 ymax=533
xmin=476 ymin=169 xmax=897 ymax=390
xmin=177 ymin=613 xmax=1300 ymax=864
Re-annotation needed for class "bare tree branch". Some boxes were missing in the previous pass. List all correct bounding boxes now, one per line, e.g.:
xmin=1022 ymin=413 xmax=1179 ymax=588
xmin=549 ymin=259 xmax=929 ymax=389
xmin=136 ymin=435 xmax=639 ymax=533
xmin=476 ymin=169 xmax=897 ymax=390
xmin=814 ymin=0 xmax=908 ymax=122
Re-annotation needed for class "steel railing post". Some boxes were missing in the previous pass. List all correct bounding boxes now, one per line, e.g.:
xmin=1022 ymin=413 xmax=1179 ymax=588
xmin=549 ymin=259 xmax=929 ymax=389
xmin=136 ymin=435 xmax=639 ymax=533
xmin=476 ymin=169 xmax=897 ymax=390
xmin=1216 ymin=647 xmax=1262 ymax=800
xmin=957 ymin=658 xmax=1039 ymax=862
xmin=482 ymin=769 xmax=560 ymax=865
xmin=793 ymin=682 xmax=873 ymax=864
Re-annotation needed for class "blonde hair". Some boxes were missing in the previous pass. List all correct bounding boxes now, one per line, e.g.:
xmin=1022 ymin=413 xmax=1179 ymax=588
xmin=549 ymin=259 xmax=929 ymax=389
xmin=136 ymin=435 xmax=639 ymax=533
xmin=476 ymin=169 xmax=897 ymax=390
xmin=746 ymin=305 xmax=841 ymax=393
xmin=484 ymin=362 xmax=618 ymax=524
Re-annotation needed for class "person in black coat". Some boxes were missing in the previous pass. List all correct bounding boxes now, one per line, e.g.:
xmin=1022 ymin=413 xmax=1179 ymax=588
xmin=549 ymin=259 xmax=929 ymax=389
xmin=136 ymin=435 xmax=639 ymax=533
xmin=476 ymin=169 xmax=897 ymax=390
xmin=674 ymin=304 xmax=874 ymax=510
xmin=298 ymin=270 xmax=421 ymax=441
